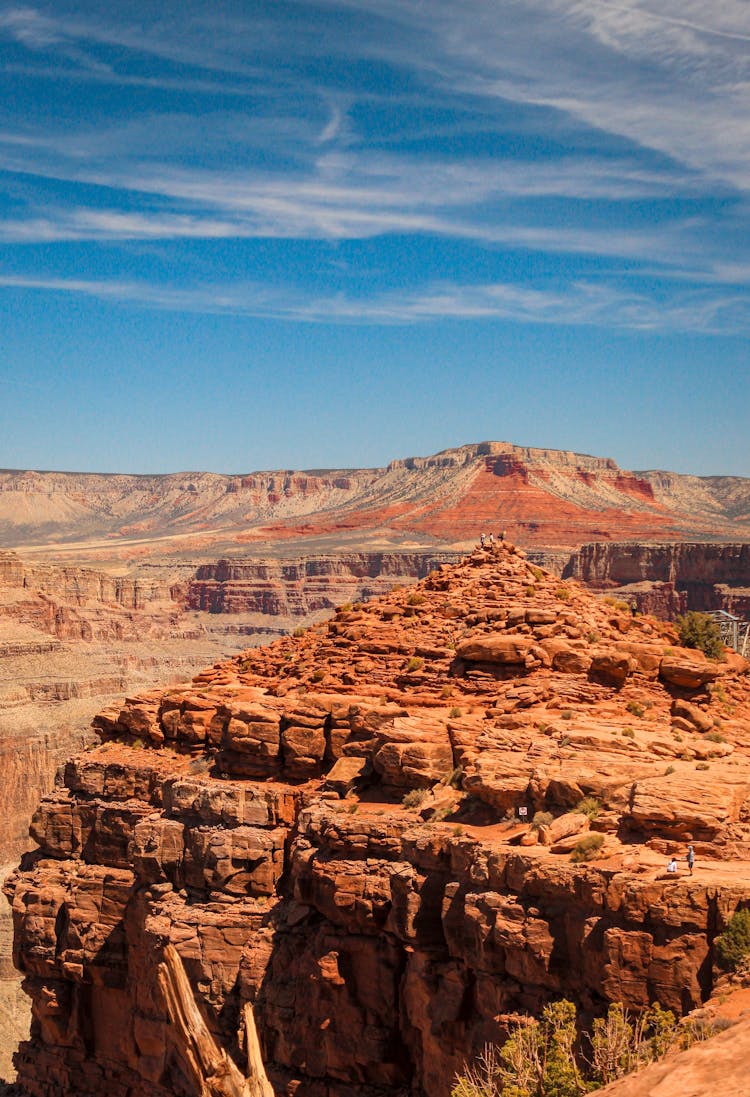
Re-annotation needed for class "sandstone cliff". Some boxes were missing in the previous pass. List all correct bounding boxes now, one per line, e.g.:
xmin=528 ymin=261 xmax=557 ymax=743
xmin=187 ymin=552 xmax=461 ymax=616
xmin=6 ymin=544 xmax=750 ymax=1096
xmin=566 ymin=542 xmax=750 ymax=620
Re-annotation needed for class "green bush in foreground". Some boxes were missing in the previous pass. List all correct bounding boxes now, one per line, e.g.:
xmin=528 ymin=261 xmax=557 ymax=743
xmin=451 ymin=999 xmax=680 ymax=1097
xmin=675 ymin=611 xmax=724 ymax=659
xmin=570 ymin=833 xmax=604 ymax=862
xmin=715 ymin=908 xmax=750 ymax=972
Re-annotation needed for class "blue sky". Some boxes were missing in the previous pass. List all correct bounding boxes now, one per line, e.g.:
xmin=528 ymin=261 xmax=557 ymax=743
xmin=0 ymin=0 xmax=748 ymax=475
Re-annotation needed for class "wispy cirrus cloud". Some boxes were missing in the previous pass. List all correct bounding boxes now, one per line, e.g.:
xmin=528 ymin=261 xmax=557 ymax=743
xmin=0 ymin=1 xmax=748 ymax=332
xmin=1 ymin=268 xmax=748 ymax=335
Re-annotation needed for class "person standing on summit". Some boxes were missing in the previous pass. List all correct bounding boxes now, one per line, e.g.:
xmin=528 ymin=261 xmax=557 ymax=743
xmin=687 ymin=845 xmax=695 ymax=875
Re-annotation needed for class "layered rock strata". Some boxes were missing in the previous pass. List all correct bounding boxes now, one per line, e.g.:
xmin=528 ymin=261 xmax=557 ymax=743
xmin=566 ymin=542 xmax=750 ymax=620
xmin=186 ymin=553 xmax=461 ymax=616
xmin=6 ymin=544 xmax=750 ymax=1096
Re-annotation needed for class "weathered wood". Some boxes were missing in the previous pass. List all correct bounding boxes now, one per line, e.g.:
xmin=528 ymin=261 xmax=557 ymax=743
xmin=158 ymin=942 xmax=273 ymax=1097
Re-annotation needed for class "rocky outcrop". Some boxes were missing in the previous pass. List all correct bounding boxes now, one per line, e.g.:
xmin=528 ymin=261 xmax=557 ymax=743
xmin=566 ymin=542 xmax=750 ymax=618
xmin=0 ymin=552 xmax=174 ymax=610
xmin=5 ymin=544 xmax=750 ymax=1096
xmin=186 ymin=553 xmax=460 ymax=616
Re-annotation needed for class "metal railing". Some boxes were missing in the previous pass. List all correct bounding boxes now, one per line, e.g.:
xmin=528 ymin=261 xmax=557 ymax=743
xmin=708 ymin=610 xmax=750 ymax=657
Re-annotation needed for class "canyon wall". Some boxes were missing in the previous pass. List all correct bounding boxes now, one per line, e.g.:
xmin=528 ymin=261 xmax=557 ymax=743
xmin=6 ymin=545 xmax=750 ymax=1096
xmin=565 ymin=543 xmax=750 ymax=619
xmin=186 ymin=552 xmax=461 ymax=616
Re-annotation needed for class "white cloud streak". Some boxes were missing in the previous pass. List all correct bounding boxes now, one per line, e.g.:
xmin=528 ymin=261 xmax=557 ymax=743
xmin=1 ymin=270 xmax=748 ymax=334
xmin=0 ymin=1 xmax=748 ymax=330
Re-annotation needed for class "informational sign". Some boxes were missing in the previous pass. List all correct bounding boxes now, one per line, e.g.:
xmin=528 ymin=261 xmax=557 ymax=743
xmin=517 ymin=806 xmax=528 ymax=817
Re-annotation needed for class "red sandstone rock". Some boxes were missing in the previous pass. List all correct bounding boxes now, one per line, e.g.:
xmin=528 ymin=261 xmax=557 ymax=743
xmin=5 ymin=544 xmax=750 ymax=1097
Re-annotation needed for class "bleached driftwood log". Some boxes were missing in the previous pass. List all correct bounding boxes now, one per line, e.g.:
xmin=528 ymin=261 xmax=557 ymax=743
xmin=158 ymin=942 xmax=274 ymax=1097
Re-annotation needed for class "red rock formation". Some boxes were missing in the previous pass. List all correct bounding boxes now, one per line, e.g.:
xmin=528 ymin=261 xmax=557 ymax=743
xmin=566 ymin=542 xmax=750 ymax=620
xmin=5 ymin=544 xmax=750 ymax=1096
xmin=186 ymin=552 xmax=460 ymax=616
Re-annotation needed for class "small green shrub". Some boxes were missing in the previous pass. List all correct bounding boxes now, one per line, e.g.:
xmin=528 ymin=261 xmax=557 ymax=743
xmin=449 ymin=706 xmax=463 ymax=718
xmin=530 ymin=566 xmax=545 ymax=581
xmin=407 ymin=591 xmax=425 ymax=606
xmin=441 ymin=765 xmax=464 ymax=789
xmin=715 ymin=909 xmax=750 ymax=971
xmin=311 ymin=667 xmax=326 ymax=682
xmin=707 ymin=729 xmax=725 ymax=743
xmin=525 ymin=585 xmax=537 ymax=596
xmin=575 ymin=796 xmax=600 ymax=820
xmin=570 ymin=832 xmax=605 ymax=862
xmin=676 ymin=611 xmax=724 ymax=659
xmin=406 ymin=656 xmax=425 ymax=673
xmin=556 ymin=586 xmax=571 ymax=602
xmin=622 ymin=727 xmax=635 ymax=738
xmin=664 ymin=765 xmax=675 ymax=775
xmin=626 ymin=701 xmax=645 ymax=718
xmin=339 ymin=602 xmax=353 ymax=613
xmin=696 ymin=761 xmax=710 ymax=770
xmin=531 ymin=810 xmax=554 ymax=831
xmin=292 ymin=626 xmax=305 ymax=637
xmin=402 ymin=788 xmax=428 ymax=810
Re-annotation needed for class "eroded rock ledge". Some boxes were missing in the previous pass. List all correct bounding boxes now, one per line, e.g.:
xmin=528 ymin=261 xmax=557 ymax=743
xmin=6 ymin=544 xmax=750 ymax=1096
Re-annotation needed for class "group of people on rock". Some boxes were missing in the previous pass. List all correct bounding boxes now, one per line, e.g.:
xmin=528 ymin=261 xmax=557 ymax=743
xmin=480 ymin=531 xmax=506 ymax=548
xmin=667 ymin=845 xmax=695 ymax=875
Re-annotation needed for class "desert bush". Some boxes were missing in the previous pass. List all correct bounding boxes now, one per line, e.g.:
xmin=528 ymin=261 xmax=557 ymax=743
xmin=707 ymin=729 xmax=725 ymax=743
xmin=402 ymin=788 xmax=428 ymax=810
xmin=715 ymin=909 xmax=750 ymax=972
xmin=407 ymin=591 xmax=425 ymax=606
xmin=570 ymin=833 xmax=605 ymax=862
xmin=681 ymin=1014 xmax=734 ymax=1048
xmin=695 ymin=761 xmax=709 ymax=771
xmin=310 ymin=668 xmax=326 ymax=682
xmin=292 ymin=626 xmax=305 ymax=637
xmin=556 ymin=586 xmax=571 ymax=602
xmin=622 ymin=727 xmax=635 ymax=738
xmin=449 ymin=706 xmax=463 ymax=718
xmin=453 ymin=1000 xmax=679 ymax=1097
xmin=676 ymin=612 xmax=724 ymax=659
xmin=626 ymin=701 xmax=645 ymax=718
xmin=531 ymin=811 xmax=554 ymax=831
xmin=575 ymin=796 xmax=601 ymax=820
xmin=441 ymin=765 xmax=464 ymax=789
xmin=406 ymin=656 xmax=425 ymax=673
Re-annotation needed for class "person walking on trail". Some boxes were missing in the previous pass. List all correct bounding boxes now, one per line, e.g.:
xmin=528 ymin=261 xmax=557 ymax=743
xmin=687 ymin=845 xmax=695 ymax=875
xmin=480 ymin=533 xmax=486 ymax=548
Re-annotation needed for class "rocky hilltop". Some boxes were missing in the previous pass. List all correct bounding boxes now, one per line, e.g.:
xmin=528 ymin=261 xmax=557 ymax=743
xmin=2 ymin=442 xmax=749 ymax=554
xmin=6 ymin=542 xmax=750 ymax=1096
